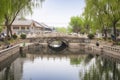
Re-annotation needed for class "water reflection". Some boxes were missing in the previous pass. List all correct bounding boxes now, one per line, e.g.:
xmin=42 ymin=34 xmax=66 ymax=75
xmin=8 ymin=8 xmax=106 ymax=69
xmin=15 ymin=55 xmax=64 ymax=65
xmin=0 ymin=53 xmax=22 ymax=80
xmin=70 ymin=58 xmax=83 ymax=65
xmin=0 ymin=47 xmax=119 ymax=80
xmin=80 ymin=54 xmax=120 ymax=80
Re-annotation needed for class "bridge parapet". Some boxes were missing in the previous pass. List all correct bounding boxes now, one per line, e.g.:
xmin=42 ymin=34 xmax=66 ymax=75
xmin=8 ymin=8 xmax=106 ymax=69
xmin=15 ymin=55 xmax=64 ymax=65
xmin=35 ymin=32 xmax=84 ymax=38
xmin=29 ymin=36 xmax=89 ymax=44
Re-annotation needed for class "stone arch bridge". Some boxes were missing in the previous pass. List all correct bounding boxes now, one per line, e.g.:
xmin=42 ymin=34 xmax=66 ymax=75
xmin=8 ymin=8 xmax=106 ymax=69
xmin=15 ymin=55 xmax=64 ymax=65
xmin=29 ymin=36 xmax=89 ymax=46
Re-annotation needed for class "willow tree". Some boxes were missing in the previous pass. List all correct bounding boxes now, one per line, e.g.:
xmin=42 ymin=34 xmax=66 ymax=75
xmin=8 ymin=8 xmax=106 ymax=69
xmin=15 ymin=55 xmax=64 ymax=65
xmin=69 ymin=16 xmax=83 ymax=33
xmin=0 ymin=0 xmax=6 ymax=23
xmin=83 ymin=0 xmax=108 ymax=38
xmin=0 ymin=0 xmax=44 ymax=38
xmin=82 ymin=0 xmax=93 ymax=34
xmin=83 ymin=0 xmax=120 ymax=40
xmin=106 ymin=0 xmax=120 ymax=40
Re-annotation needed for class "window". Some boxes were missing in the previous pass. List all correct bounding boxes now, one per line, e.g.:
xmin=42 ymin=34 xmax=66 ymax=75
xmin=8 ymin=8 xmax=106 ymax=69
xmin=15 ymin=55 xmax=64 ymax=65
xmin=21 ymin=27 xmax=25 ymax=30
xmin=13 ymin=27 xmax=19 ymax=30
xmin=27 ymin=27 xmax=29 ymax=29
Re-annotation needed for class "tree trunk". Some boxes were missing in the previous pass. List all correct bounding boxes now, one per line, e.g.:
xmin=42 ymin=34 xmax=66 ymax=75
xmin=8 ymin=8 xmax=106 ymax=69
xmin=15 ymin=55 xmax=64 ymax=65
xmin=5 ymin=16 xmax=11 ymax=40
xmin=9 ymin=25 xmax=13 ymax=37
xmin=102 ymin=26 xmax=108 ymax=40
xmin=86 ymin=24 xmax=90 ymax=34
xmin=5 ymin=25 xmax=10 ymax=40
xmin=6 ymin=26 xmax=10 ymax=38
xmin=7 ymin=25 xmax=11 ymax=36
xmin=5 ymin=25 xmax=13 ymax=40
xmin=104 ymin=28 xmax=108 ymax=40
xmin=113 ymin=21 xmax=117 ymax=41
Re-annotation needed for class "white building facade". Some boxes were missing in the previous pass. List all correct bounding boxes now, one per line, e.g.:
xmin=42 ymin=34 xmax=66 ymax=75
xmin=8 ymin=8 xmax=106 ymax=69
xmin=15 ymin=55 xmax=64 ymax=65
xmin=11 ymin=19 xmax=53 ymax=37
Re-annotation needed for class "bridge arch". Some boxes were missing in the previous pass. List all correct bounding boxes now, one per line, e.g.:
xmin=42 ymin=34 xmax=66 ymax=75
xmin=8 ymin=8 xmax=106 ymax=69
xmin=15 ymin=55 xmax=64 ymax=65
xmin=47 ymin=38 xmax=68 ymax=51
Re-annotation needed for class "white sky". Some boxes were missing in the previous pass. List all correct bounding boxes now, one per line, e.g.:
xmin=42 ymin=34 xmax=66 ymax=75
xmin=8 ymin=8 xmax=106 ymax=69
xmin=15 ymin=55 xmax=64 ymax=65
xmin=26 ymin=0 xmax=85 ymax=28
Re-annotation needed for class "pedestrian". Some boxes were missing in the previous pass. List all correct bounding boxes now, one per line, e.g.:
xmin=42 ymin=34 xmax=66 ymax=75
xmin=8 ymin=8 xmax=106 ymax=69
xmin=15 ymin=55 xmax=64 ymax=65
xmin=96 ymin=40 xmax=99 ymax=47
xmin=111 ymin=34 xmax=115 ymax=41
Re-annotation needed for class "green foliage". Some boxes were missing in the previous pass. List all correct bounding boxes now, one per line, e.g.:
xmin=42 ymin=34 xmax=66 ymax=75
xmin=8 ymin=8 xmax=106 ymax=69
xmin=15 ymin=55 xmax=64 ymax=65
xmin=87 ymin=33 xmax=94 ymax=39
xmin=67 ymin=26 xmax=73 ymax=33
xmin=70 ymin=58 xmax=82 ymax=65
xmin=82 ymin=55 xmax=120 ymax=80
xmin=69 ymin=16 xmax=83 ymax=33
xmin=0 ymin=26 xmax=3 ymax=33
xmin=0 ymin=0 xmax=45 ymax=38
xmin=56 ymin=27 xmax=67 ymax=33
xmin=117 ymin=42 xmax=120 ymax=45
xmin=83 ymin=0 xmax=120 ymax=40
xmin=20 ymin=34 xmax=26 ymax=39
xmin=112 ymin=41 xmax=120 ymax=45
xmin=12 ymin=34 xmax=17 ymax=39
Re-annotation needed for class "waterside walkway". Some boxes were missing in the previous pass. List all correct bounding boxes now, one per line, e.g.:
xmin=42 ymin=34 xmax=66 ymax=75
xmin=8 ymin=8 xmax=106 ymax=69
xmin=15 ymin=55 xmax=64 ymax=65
xmin=85 ymin=42 xmax=120 ymax=63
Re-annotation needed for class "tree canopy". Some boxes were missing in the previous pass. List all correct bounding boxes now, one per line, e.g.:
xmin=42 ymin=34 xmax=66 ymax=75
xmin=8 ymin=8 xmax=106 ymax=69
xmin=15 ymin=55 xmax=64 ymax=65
xmin=0 ymin=0 xmax=44 ymax=38
xmin=56 ymin=27 xmax=68 ymax=33
xmin=69 ymin=16 xmax=84 ymax=33
xmin=83 ymin=0 xmax=120 ymax=40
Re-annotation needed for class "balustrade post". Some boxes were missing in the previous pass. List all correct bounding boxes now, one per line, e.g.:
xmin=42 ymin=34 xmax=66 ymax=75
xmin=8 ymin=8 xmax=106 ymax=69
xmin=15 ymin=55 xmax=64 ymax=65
xmin=101 ymin=47 xmax=103 ymax=54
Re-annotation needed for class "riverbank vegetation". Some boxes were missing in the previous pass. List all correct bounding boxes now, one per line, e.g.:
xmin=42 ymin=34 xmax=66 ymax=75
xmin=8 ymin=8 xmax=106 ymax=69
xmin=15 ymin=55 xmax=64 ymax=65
xmin=0 ymin=0 xmax=44 ymax=39
xmin=68 ymin=0 xmax=120 ymax=42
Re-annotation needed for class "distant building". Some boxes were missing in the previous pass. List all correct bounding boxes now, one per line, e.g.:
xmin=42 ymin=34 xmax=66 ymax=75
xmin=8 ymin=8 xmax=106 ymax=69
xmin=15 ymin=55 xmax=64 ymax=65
xmin=39 ymin=23 xmax=53 ymax=33
xmin=11 ymin=18 xmax=53 ymax=37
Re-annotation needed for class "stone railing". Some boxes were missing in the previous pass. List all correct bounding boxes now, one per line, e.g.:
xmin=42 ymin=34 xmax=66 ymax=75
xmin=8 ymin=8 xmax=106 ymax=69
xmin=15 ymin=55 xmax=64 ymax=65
xmin=85 ymin=45 xmax=120 ymax=55
xmin=103 ymin=46 xmax=120 ymax=53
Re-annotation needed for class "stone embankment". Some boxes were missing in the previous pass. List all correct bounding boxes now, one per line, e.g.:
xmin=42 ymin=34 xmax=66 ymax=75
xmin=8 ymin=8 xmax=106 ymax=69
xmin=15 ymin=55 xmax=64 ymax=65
xmin=19 ymin=42 xmax=44 ymax=53
xmin=0 ymin=45 xmax=19 ymax=63
xmin=0 ymin=42 xmax=34 ymax=63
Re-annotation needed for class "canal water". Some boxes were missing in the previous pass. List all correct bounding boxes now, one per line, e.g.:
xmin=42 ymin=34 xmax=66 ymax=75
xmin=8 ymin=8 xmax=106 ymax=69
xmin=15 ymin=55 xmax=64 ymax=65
xmin=0 ymin=46 xmax=120 ymax=80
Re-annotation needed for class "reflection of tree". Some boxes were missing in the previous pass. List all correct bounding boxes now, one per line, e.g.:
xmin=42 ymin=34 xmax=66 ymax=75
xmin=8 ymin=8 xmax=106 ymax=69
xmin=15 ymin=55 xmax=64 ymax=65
xmin=4 ymin=65 xmax=14 ymax=80
xmin=4 ymin=66 xmax=10 ymax=80
xmin=83 ymin=54 xmax=94 ymax=65
xmin=83 ymin=65 xmax=100 ymax=80
xmin=70 ymin=54 xmax=93 ymax=66
xmin=0 ymin=54 xmax=23 ymax=80
xmin=20 ymin=52 xmax=26 ymax=58
xmin=70 ymin=57 xmax=83 ymax=65
xmin=81 ymin=56 xmax=120 ymax=80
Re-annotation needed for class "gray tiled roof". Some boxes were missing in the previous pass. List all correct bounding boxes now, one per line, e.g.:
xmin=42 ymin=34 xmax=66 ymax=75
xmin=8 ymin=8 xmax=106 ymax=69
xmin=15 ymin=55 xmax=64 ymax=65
xmin=12 ymin=19 xmax=52 ymax=29
xmin=12 ymin=19 xmax=33 ymax=26
xmin=33 ymin=21 xmax=44 ymax=27
xmin=40 ymin=23 xmax=51 ymax=28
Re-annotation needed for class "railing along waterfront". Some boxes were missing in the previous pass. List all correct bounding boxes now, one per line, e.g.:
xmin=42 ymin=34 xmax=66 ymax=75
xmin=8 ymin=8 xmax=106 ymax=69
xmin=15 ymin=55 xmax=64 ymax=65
xmin=103 ymin=45 xmax=120 ymax=53
xmin=0 ymin=45 xmax=19 ymax=58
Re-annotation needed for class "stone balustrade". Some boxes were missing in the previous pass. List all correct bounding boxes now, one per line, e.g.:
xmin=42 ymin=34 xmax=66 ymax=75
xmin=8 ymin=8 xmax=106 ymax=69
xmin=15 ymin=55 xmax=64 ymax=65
xmin=103 ymin=46 xmax=120 ymax=53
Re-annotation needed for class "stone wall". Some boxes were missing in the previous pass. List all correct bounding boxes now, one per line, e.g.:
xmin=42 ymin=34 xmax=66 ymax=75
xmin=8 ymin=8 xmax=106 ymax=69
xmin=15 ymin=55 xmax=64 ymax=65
xmin=0 ymin=45 xmax=19 ymax=63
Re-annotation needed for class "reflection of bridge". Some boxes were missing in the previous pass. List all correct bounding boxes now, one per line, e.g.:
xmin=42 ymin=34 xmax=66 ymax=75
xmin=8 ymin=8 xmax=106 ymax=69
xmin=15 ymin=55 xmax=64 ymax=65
xmin=27 ymin=49 xmax=86 ymax=60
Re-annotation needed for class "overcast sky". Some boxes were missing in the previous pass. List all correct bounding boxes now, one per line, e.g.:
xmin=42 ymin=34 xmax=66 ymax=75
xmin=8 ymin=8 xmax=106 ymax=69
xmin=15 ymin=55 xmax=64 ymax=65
xmin=26 ymin=0 xmax=85 ymax=27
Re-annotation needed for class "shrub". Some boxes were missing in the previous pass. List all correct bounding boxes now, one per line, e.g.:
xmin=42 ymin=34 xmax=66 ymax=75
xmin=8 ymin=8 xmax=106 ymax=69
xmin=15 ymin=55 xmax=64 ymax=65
xmin=87 ymin=33 xmax=94 ymax=39
xmin=12 ymin=34 xmax=17 ymax=39
xmin=116 ymin=42 xmax=120 ymax=45
xmin=20 ymin=34 xmax=26 ymax=39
